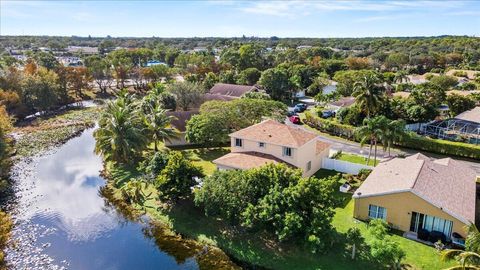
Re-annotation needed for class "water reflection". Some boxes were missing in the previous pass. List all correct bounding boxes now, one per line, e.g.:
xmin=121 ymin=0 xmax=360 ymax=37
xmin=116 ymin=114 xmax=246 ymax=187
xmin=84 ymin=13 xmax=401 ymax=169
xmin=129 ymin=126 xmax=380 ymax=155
xmin=6 ymin=128 xmax=201 ymax=269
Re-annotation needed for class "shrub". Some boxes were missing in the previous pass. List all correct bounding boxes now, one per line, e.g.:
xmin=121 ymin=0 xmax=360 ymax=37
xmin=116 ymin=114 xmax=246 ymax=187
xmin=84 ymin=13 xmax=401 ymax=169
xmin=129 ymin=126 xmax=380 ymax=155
xmin=453 ymin=70 xmax=468 ymax=77
xmin=304 ymin=111 xmax=356 ymax=140
xmin=399 ymin=133 xmax=480 ymax=160
xmin=156 ymin=151 xmax=203 ymax=201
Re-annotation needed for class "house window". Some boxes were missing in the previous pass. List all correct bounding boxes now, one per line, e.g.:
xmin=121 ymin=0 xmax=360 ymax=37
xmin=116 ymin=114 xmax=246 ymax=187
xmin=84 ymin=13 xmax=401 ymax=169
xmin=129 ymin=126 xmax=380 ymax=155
xmin=368 ymin=205 xmax=387 ymax=220
xmin=235 ymin=138 xmax=243 ymax=147
xmin=259 ymin=142 xmax=265 ymax=148
xmin=283 ymin=147 xmax=292 ymax=157
xmin=307 ymin=161 xmax=312 ymax=171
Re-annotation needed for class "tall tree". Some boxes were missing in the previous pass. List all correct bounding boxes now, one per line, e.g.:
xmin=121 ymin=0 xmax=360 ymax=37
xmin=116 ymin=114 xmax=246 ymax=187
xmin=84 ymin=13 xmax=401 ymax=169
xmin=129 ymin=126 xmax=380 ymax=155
xmin=66 ymin=66 xmax=92 ymax=98
xmin=352 ymin=74 xmax=384 ymax=118
xmin=258 ymin=67 xmax=292 ymax=101
xmin=142 ymin=102 xmax=178 ymax=152
xmin=94 ymin=94 xmax=147 ymax=164
xmin=355 ymin=116 xmax=389 ymax=165
xmin=167 ymin=81 xmax=204 ymax=111
xmin=85 ymin=56 xmax=113 ymax=94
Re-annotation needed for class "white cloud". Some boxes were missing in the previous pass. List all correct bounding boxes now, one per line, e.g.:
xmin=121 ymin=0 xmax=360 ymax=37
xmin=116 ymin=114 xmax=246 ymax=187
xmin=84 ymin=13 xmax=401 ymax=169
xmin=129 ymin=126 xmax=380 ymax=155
xmin=239 ymin=0 xmax=469 ymax=17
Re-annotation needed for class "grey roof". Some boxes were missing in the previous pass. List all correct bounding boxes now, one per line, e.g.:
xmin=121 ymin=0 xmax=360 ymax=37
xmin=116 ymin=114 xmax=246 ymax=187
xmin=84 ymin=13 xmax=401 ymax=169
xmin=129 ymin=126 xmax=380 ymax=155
xmin=354 ymin=153 xmax=477 ymax=224
xmin=455 ymin=107 xmax=480 ymax=124
xmin=209 ymin=83 xmax=257 ymax=97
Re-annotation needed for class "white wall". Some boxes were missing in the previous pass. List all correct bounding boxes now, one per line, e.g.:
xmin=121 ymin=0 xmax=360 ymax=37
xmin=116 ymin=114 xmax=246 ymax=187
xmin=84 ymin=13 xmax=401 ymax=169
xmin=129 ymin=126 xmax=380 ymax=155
xmin=322 ymin=158 xmax=373 ymax=175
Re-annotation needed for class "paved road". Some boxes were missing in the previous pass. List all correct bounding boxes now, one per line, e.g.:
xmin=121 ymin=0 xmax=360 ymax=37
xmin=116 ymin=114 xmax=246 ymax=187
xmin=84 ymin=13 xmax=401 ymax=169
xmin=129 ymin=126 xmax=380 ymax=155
xmin=286 ymin=113 xmax=480 ymax=174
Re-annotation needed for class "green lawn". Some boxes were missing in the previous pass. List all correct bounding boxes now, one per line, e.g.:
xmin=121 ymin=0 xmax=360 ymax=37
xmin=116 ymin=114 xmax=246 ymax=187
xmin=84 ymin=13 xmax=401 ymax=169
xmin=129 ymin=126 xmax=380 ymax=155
xmin=333 ymin=200 xmax=453 ymax=270
xmin=180 ymin=147 xmax=230 ymax=176
xmin=336 ymin=152 xmax=379 ymax=166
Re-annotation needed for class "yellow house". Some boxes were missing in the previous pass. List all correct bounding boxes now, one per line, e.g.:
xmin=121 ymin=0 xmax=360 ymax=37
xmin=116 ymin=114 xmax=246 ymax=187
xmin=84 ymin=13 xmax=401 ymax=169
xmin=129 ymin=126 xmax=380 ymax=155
xmin=353 ymin=153 xmax=477 ymax=241
xmin=213 ymin=119 xmax=331 ymax=177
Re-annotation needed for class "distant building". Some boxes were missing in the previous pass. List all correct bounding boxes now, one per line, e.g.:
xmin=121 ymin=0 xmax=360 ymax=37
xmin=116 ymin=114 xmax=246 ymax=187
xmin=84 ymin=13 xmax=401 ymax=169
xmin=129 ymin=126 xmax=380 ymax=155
xmin=67 ymin=46 xmax=98 ymax=55
xmin=145 ymin=60 xmax=167 ymax=67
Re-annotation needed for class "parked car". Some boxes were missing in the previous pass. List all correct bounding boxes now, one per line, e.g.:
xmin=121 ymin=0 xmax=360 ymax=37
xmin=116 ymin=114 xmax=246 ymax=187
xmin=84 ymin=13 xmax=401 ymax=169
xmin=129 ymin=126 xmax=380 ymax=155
xmin=293 ymin=103 xmax=308 ymax=113
xmin=289 ymin=115 xmax=301 ymax=124
xmin=321 ymin=110 xmax=335 ymax=118
xmin=287 ymin=111 xmax=296 ymax=117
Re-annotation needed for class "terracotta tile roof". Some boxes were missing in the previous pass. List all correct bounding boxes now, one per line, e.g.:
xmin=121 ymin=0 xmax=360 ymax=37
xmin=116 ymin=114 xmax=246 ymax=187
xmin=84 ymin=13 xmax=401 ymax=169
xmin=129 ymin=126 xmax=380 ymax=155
xmin=316 ymin=141 xmax=330 ymax=155
xmin=455 ymin=107 xmax=480 ymax=124
xmin=166 ymin=110 xmax=199 ymax=132
xmin=354 ymin=153 xmax=477 ymax=224
xmin=209 ymin=83 xmax=257 ymax=97
xmin=230 ymin=119 xmax=318 ymax=148
xmin=213 ymin=151 xmax=291 ymax=170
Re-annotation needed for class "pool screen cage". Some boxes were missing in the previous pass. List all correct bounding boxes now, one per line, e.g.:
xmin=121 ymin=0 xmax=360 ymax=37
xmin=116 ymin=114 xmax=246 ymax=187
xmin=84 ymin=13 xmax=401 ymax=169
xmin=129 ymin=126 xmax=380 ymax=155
xmin=422 ymin=118 xmax=480 ymax=145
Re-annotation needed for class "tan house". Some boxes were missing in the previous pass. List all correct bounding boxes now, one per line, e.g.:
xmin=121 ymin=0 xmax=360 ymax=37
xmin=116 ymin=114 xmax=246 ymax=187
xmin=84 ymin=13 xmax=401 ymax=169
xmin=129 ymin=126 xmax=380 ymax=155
xmin=213 ymin=120 xmax=331 ymax=177
xmin=353 ymin=153 xmax=477 ymax=240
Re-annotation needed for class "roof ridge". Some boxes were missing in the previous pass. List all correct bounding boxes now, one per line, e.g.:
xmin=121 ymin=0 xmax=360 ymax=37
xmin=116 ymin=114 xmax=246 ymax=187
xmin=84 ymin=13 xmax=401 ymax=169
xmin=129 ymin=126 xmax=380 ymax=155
xmin=410 ymin=159 xmax=425 ymax=189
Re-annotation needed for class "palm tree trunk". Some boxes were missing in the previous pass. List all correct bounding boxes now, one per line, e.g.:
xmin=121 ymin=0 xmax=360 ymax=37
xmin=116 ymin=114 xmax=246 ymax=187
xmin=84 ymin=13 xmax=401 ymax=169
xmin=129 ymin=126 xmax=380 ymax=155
xmin=154 ymin=140 xmax=158 ymax=152
xmin=374 ymin=142 xmax=378 ymax=166
xmin=367 ymin=142 xmax=373 ymax=165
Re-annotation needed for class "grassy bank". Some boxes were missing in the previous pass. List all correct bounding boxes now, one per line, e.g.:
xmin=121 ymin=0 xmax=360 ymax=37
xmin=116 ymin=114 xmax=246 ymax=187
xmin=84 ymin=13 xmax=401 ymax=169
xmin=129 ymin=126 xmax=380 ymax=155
xmin=13 ymin=107 xmax=100 ymax=157
xmin=102 ymin=163 xmax=240 ymax=270
xmin=106 ymin=153 xmax=451 ymax=270
xmin=0 ymin=211 xmax=12 ymax=270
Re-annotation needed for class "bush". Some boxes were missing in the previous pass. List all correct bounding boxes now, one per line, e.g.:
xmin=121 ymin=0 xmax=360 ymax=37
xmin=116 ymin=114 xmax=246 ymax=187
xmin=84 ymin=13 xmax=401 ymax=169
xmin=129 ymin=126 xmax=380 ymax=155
xmin=399 ymin=133 xmax=480 ymax=160
xmin=0 ymin=211 xmax=12 ymax=268
xmin=156 ymin=151 xmax=203 ymax=201
xmin=195 ymin=163 xmax=338 ymax=253
xmin=453 ymin=71 xmax=468 ymax=77
xmin=304 ymin=111 xmax=356 ymax=140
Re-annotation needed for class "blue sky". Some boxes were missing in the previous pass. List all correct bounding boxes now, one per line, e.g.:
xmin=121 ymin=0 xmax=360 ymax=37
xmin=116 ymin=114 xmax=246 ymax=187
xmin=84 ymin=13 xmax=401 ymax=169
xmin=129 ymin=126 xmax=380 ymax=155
xmin=1 ymin=1 xmax=479 ymax=37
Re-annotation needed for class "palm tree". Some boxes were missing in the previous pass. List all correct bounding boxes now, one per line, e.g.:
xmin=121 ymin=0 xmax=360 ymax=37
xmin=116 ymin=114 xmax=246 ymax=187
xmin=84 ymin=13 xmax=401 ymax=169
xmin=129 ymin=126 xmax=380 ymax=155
xmin=352 ymin=74 xmax=384 ymax=118
xmin=441 ymin=224 xmax=480 ymax=270
xmin=143 ymin=102 xmax=178 ymax=152
xmin=121 ymin=179 xmax=152 ymax=205
xmin=355 ymin=116 xmax=389 ymax=165
xmin=94 ymin=95 xmax=147 ymax=164
xmin=380 ymin=119 xmax=407 ymax=157
xmin=394 ymin=71 xmax=409 ymax=84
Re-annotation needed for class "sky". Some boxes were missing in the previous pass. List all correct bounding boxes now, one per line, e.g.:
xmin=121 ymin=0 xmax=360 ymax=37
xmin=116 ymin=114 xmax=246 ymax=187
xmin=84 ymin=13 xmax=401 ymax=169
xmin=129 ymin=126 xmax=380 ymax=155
xmin=1 ymin=0 xmax=479 ymax=38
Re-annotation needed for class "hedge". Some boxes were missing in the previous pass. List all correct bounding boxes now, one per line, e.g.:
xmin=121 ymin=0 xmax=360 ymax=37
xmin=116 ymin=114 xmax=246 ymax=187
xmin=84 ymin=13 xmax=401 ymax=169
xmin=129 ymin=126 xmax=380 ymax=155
xmin=303 ymin=111 xmax=480 ymax=160
xmin=398 ymin=133 xmax=480 ymax=160
xmin=304 ymin=111 xmax=356 ymax=141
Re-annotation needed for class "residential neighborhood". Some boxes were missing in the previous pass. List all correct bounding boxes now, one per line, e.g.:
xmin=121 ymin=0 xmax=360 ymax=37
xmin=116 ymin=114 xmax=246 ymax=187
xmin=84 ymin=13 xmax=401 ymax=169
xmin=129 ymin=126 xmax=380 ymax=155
xmin=1 ymin=1 xmax=480 ymax=270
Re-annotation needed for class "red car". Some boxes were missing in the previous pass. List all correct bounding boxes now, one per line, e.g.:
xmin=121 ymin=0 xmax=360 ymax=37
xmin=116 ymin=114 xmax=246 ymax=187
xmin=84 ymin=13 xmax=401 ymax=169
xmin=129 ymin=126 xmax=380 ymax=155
xmin=289 ymin=115 xmax=301 ymax=124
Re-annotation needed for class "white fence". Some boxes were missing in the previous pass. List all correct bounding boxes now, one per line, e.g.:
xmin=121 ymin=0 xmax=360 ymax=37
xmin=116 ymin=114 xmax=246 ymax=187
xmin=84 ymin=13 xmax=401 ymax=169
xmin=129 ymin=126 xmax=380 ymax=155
xmin=322 ymin=158 xmax=374 ymax=175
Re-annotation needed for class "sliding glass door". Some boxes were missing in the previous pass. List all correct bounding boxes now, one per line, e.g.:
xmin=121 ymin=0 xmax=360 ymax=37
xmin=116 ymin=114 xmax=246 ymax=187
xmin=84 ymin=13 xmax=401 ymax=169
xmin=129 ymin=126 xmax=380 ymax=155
xmin=410 ymin=211 xmax=453 ymax=239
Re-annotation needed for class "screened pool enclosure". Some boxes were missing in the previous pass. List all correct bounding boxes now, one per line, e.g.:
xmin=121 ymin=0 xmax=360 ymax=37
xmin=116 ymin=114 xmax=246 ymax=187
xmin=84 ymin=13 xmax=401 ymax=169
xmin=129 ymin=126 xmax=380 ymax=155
xmin=422 ymin=118 xmax=480 ymax=145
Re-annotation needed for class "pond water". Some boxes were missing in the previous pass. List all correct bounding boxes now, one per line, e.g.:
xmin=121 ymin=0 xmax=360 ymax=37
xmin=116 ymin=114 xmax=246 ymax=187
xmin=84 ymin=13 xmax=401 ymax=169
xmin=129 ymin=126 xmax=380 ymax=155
xmin=4 ymin=127 xmax=207 ymax=270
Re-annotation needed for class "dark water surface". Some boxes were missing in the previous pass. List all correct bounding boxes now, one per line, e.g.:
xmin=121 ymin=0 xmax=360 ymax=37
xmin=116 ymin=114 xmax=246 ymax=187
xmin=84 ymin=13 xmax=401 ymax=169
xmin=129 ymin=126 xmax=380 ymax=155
xmin=6 ymin=128 xmax=200 ymax=270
